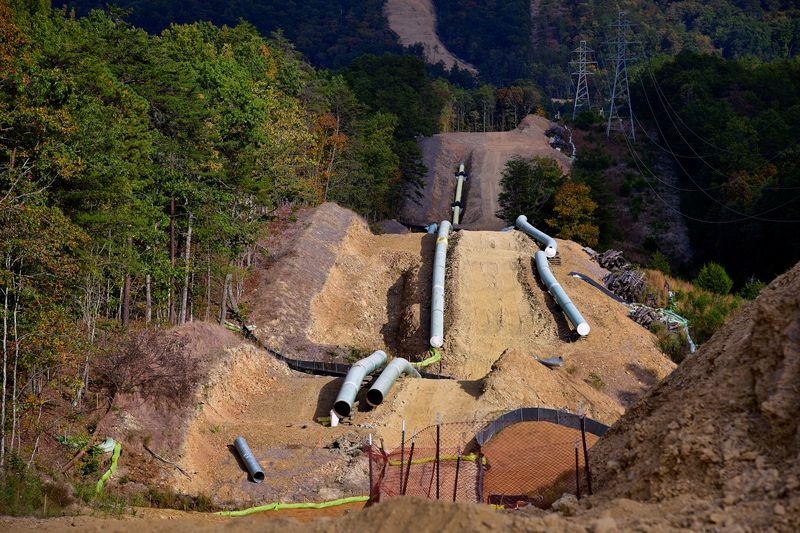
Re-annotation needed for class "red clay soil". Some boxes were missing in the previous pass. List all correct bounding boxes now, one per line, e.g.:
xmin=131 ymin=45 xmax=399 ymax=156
xmin=482 ymin=421 xmax=598 ymax=508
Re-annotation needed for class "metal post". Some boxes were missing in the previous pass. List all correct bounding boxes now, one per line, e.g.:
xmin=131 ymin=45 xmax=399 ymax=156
xmin=580 ymin=415 xmax=593 ymax=495
xmin=453 ymin=447 xmax=461 ymax=502
xmin=436 ymin=414 xmax=441 ymax=500
xmin=476 ymin=450 xmax=484 ymax=503
xmin=402 ymin=431 xmax=416 ymax=496
xmin=368 ymin=434 xmax=374 ymax=502
xmin=575 ymin=441 xmax=581 ymax=500
xmin=399 ymin=421 xmax=405 ymax=495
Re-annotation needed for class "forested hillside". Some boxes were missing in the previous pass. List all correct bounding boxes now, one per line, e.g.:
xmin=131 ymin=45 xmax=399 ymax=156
xmin=434 ymin=0 xmax=800 ymax=94
xmin=0 ymin=0 xmax=454 ymax=462
xmin=633 ymin=52 xmax=800 ymax=284
xmin=56 ymin=0 xmax=403 ymax=68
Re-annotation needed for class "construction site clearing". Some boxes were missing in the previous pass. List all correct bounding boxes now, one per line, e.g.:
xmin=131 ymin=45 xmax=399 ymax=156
xmin=7 ymin=115 xmax=798 ymax=532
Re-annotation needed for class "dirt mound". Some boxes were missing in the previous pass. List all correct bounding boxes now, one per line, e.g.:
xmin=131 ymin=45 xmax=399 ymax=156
xmin=402 ymin=115 xmax=572 ymax=229
xmin=589 ymin=260 xmax=800 ymax=528
xmin=482 ymin=350 xmax=623 ymax=425
xmin=308 ymin=218 xmax=433 ymax=359
xmin=244 ymin=203 xmax=372 ymax=359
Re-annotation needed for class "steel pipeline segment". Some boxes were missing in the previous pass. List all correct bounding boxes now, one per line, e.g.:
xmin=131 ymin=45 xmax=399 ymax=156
xmin=430 ymin=220 xmax=451 ymax=348
xmin=516 ymin=215 xmax=557 ymax=257
xmin=234 ymin=436 xmax=265 ymax=483
xmin=452 ymin=163 xmax=466 ymax=225
xmin=333 ymin=350 xmax=388 ymax=417
xmin=366 ymin=358 xmax=421 ymax=407
xmin=535 ymin=250 xmax=590 ymax=336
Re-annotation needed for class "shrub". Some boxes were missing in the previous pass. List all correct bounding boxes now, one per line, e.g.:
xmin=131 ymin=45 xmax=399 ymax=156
xmin=738 ymin=276 xmax=765 ymax=300
xmin=694 ymin=262 xmax=733 ymax=295
xmin=649 ymin=251 xmax=671 ymax=275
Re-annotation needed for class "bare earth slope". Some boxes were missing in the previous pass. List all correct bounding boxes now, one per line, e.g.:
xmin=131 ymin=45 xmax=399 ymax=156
xmin=403 ymin=115 xmax=572 ymax=229
xmin=384 ymin=0 xmax=477 ymax=73
xmin=588 ymin=260 xmax=800 ymax=530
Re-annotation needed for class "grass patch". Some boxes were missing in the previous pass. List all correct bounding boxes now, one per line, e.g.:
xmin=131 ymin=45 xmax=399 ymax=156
xmin=585 ymin=372 xmax=605 ymax=391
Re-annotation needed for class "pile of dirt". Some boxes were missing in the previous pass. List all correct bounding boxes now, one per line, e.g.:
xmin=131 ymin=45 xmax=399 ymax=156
xmin=244 ymin=203 xmax=373 ymax=360
xmin=482 ymin=350 xmax=623 ymax=425
xmin=589 ymin=260 xmax=800 ymax=528
xmin=403 ymin=115 xmax=572 ymax=230
xmin=308 ymin=216 xmax=434 ymax=359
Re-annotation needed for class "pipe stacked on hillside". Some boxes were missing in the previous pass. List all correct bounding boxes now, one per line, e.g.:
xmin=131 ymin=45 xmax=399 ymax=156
xmin=430 ymin=220 xmax=452 ymax=348
xmin=233 ymin=436 xmax=265 ymax=483
xmin=516 ymin=215 xmax=557 ymax=258
xmin=366 ymin=358 xmax=421 ymax=407
xmin=333 ymin=350 xmax=387 ymax=417
xmin=452 ymin=163 xmax=466 ymax=225
xmin=535 ymin=251 xmax=590 ymax=336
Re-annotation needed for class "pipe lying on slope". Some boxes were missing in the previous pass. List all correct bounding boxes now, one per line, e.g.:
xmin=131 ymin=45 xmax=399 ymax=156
xmin=516 ymin=215 xmax=557 ymax=258
xmin=430 ymin=220 xmax=452 ymax=348
xmin=333 ymin=350 xmax=387 ymax=417
xmin=452 ymin=163 xmax=466 ymax=225
xmin=366 ymin=358 xmax=421 ymax=407
xmin=535 ymin=250 xmax=590 ymax=336
xmin=234 ymin=436 xmax=265 ymax=483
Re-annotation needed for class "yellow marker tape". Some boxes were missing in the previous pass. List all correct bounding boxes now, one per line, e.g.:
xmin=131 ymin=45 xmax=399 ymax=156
xmin=388 ymin=453 xmax=486 ymax=466
xmin=216 ymin=495 xmax=370 ymax=517
xmin=436 ymin=237 xmax=448 ymax=244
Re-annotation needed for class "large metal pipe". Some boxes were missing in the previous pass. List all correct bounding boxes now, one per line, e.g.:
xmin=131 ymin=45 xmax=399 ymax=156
xmin=234 ymin=436 xmax=265 ymax=483
xmin=516 ymin=215 xmax=557 ymax=258
xmin=452 ymin=163 xmax=466 ymax=225
xmin=333 ymin=350 xmax=387 ymax=417
xmin=535 ymin=251 xmax=590 ymax=336
xmin=430 ymin=220 xmax=452 ymax=347
xmin=366 ymin=358 xmax=421 ymax=407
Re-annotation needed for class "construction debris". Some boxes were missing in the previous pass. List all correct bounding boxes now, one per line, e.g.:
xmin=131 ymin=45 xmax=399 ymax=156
xmin=595 ymin=249 xmax=629 ymax=271
xmin=603 ymin=269 xmax=645 ymax=303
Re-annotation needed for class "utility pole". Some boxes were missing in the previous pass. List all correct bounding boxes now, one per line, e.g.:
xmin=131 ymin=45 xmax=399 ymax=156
xmin=607 ymin=11 xmax=636 ymax=140
xmin=571 ymin=40 xmax=595 ymax=119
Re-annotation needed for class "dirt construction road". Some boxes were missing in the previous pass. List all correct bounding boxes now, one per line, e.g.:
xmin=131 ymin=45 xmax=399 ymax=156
xmin=402 ymin=115 xmax=572 ymax=229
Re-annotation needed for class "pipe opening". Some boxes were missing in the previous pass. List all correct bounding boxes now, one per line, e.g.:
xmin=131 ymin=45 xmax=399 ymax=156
xmin=366 ymin=388 xmax=384 ymax=407
xmin=334 ymin=401 xmax=351 ymax=418
xmin=252 ymin=471 xmax=265 ymax=483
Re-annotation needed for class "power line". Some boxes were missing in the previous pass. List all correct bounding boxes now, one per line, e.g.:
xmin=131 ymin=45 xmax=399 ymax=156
xmin=570 ymin=40 xmax=595 ymax=119
xmin=607 ymin=11 xmax=636 ymax=140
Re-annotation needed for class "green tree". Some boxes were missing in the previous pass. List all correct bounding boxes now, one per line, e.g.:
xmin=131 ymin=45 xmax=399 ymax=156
xmin=497 ymin=156 xmax=565 ymax=224
xmin=694 ymin=263 xmax=734 ymax=295
xmin=545 ymin=182 xmax=599 ymax=247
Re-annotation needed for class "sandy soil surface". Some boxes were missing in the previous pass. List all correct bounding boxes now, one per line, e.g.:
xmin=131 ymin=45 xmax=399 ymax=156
xmin=403 ymin=115 xmax=573 ymax=229
xmin=384 ymin=0 xmax=477 ymax=73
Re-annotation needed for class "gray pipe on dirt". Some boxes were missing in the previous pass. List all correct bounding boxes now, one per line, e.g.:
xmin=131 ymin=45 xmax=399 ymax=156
xmin=333 ymin=350 xmax=388 ymax=417
xmin=233 ymin=436 xmax=265 ymax=483
xmin=452 ymin=163 xmax=466 ymax=225
xmin=366 ymin=358 xmax=421 ymax=407
xmin=430 ymin=220 xmax=452 ymax=348
xmin=516 ymin=215 xmax=557 ymax=258
xmin=535 ymin=251 xmax=590 ymax=336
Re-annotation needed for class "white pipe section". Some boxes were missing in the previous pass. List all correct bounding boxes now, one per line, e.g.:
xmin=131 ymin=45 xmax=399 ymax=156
xmin=516 ymin=215 xmax=557 ymax=257
xmin=366 ymin=358 xmax=421 ymax=407
xmin=452 ymin=163 xmax=466 ymax=225
xmin=333 ymin=350 xmax=387 ymax=417
xmin=535 ymin=251 xmax=590 ymax=336
xmin=430 ymin=220 xmax=452 ymax=347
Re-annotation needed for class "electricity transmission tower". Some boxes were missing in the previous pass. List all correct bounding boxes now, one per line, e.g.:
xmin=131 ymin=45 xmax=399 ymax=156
xmin=607 ymin=11 xmax=636 ymax=139
xmin=571 ymin=40 xmax=595 ymax=119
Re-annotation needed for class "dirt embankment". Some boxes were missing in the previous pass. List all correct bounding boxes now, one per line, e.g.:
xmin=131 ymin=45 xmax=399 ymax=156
xmin=384 ymin=0 xmax=477 ymax=73
xmin=403 ymin=115 xmax=573 ymax=229
xmin=588 ymin=260 xmax=800 ymax=530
